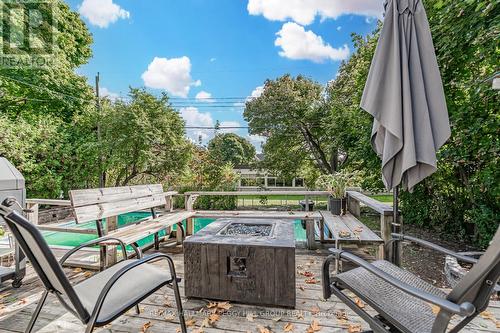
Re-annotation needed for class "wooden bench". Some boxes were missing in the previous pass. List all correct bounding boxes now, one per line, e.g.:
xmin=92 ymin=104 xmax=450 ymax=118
xmin=346 ymin=191 xmax=395 ymax=258
xmin=69 ymin=184 xmax=187 ymax=268
xmin=319 ymin=211 xmax=383 ymax=259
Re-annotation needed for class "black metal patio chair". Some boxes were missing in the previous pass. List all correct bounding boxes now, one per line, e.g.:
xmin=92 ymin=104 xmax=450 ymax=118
xmin=322 ymin=228 xmax=500 ymax=333
xmin=0 ymin=200 xmax=187 ymax=333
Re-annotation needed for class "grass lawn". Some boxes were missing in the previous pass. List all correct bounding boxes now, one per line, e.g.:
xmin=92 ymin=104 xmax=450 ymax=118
xmin=235 ymin=193 xmax=393 ymax=207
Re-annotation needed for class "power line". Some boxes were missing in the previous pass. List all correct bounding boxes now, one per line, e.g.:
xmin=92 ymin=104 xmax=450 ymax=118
xmin=0 ymin=74 xmax=89 ymax=103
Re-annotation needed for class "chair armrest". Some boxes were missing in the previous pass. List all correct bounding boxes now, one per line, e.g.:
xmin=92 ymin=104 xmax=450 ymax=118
xmin=59 ymin=237 xmax=132 ymax=265
xmin=328 ymin=248 xmax=476 ymax=316
xmin=88 ymin=253 xmax=179 ymax=323
xmin=392 ymin=233 xmax=478 ymax=264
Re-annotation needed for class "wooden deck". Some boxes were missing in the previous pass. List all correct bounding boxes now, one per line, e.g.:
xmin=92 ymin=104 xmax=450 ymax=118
xmin=0 ymin=246 xmax=499 ymax=333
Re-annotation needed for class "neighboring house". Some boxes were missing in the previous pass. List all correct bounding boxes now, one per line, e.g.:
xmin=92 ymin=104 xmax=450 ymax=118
xmin=234 ymin=154 xmax=305 ymax=191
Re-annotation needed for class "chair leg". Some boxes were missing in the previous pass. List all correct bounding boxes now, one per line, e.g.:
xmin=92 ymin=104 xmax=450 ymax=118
xmin=171 ymin=276 xmax=187 ymax=333
xmin=135 ymin=304 xmax=140 ymax=314
xmin=25 ymin=290 xmax=49 ymax=333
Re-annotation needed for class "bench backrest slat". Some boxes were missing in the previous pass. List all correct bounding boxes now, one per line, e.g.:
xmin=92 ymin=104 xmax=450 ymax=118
xmin=346 ymin=191 xmax=393 ymax=216
xmin=69 ymin=184 xmax=166 ymax=223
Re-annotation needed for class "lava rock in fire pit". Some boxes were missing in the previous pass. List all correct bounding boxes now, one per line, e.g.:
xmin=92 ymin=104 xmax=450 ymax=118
xmin=219 ymin=223 xmax=272 ymax=237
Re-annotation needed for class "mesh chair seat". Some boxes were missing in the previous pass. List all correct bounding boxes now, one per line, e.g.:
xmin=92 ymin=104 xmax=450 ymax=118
xmin=74 ymin=260 xmax=171 ymax=324
xmin=333 ymin=260 xmax=447 ymax=333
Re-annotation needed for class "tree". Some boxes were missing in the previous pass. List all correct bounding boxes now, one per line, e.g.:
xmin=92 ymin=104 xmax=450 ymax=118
xmin=99 ymin=88 xmax=192 ymax=186
xmin=207 ymin=133 xmax=256 ymax=166
xmin=325 ymin=31 xmax=383 ymax=190
xmin=244 ymin=75 xmax=342 ymax=179
xmin=400 ymin=0 xmax=500 ymax=247
xmin=0 ymin=0 xmax=94 ymax=120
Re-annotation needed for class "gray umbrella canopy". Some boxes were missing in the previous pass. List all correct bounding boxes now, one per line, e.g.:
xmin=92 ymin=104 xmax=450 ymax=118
xmin=361 ymin=0 xmax=450 ymax=192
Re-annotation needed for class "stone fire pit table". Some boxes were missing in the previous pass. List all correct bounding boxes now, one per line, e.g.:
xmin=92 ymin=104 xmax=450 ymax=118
xmin=184 ymin=218 xmax=296 ymax=308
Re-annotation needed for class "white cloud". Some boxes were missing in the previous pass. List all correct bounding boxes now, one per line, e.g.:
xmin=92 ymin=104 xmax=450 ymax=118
xmin=248 ymin=86 xmax=264 ymax=100
xmin=179 ymin=107 xmax=213 ymax=143
xmin=248 ymin=0 xmax=384 ymax=25
xmin=275 ymin=22 xmax=349 ymax=63
xmin=78 ymin=0 xmax=130 ymax=28
xmin=210 ymin=58 xmax=217 ymax=62
xmin=219 ymin=121 xmax=242 ymax=134
xmin=247 ymin=134 xmax=266 ymax=152
xmin=142 ymin=56 xmax=200 ymax=98
xmin=99 ymin=87 xmax=119 ymax=101
xmin=337 ymin=26 xmax=342 ymax=31
xmin=195 ymin=91 xmax=215 ymax=103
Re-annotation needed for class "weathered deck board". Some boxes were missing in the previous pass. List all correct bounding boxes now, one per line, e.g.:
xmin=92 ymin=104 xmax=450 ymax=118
xmin=0 ymin=247 xmax=499 ymax=333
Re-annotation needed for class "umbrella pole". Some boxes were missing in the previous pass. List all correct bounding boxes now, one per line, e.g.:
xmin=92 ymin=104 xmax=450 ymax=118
xmin=392 ymin=186 xmax=402 ymax=266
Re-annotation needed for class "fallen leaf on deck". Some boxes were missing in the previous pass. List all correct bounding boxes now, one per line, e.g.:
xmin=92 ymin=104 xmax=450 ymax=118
xmin=283 ymin=322 xmax=294 ymax=332
xmin=186 ymin=318 xmax=197 ymax=327
xmin=209 ymin=313 xmax=220 ymax=324
xmin=217 ymin=301 xmax=232 ymax=311
xmin=140 ymin=321 xmax=152 ymax=333
xmin=297 ymin=265 xmax=304 ymax=270
xmin=207 ymin=301 xmax=218 ymax=309
xmin=83 ymin=271 xmax=93 ymax=278
xmin=335 ymin=310 xmax=348 ymax=321
xmin=272 ymin=316 xmax=282 ymax=322
xmin=72 ymin=268 xmax=82 ymax=273
xmin=310 ymin=306 xmax=320 ymax=315
xmin=192 ymin=327 xmax=204 ymax=333
xmin=299 ymin=285 xmax=305 ymax=291
xmin=246 ymin=313 xmax=256 ymax=321
xmin=348 ymin=323 xmax=362 ymax=333
xmin=258 ymin=325 xmax=272 ymax=333
xmin=18 ymin=298 xmax=27 ymax=305
xmin=165 ymin=314 xmax=175 ymax=321
xmin=301 ymin=271 xmax=314 ymax=278
xmin=305 ymin=277 xmax=319 ymax=284
xmin=296 ymin=312 xmax=304 ymax=320
xmin=306 ymin=319 xmax=321 ymax=332
xmin=354 ymin=298 xmax=365 ymax=309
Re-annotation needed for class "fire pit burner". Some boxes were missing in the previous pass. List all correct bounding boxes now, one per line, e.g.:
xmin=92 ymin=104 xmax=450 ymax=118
xmin=218 ymin=223 xmax=273 ymax=237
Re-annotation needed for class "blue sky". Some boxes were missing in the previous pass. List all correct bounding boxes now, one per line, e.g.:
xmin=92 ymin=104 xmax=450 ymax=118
xmin=66 ymin=0 xmax=382 ymax=149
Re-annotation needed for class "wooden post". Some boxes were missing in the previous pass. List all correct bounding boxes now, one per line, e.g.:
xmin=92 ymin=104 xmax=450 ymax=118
xmin=306 ymin=219 xmax=316 ymax=250
xmin=165 ymin=195 xmax=174 ymax=212
xmin=26 ymin=202 xmax=39 ymax=224
xmin=347 ymin=195 xmax=361 ymax=218
xmin=380 ymin=214 xmax=393 ymax=260
xmin=186 ymin=218 xmax=194 ymax=236
xmin=106 ymin=215 xmax=118 ymax=265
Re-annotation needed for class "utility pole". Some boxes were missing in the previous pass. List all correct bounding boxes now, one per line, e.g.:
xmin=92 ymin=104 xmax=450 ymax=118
xmin=95 ymin=72 xmax=104 ymax=188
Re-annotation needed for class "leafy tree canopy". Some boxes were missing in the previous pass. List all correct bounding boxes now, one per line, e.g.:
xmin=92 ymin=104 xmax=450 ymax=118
xmin=207 ymin=133 xmax=256 ymax=166
xmin=244 ymin=74 xmax=342 ymax=179
xmin=0 ymin=0 xmax=94 ymax=120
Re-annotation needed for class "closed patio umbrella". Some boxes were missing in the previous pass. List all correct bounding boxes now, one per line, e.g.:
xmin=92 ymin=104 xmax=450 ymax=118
xmin=360 ymin=0 xmax=451 ymax=263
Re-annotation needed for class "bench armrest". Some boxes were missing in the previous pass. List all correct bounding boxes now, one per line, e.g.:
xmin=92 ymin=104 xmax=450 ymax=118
xmin=59 ymin=237 xmax=132 ymax=265
xmin=391 ymin=233 xmax=478 ymax=264
xmin=325 ymin=249 xmax=476 ymax=316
